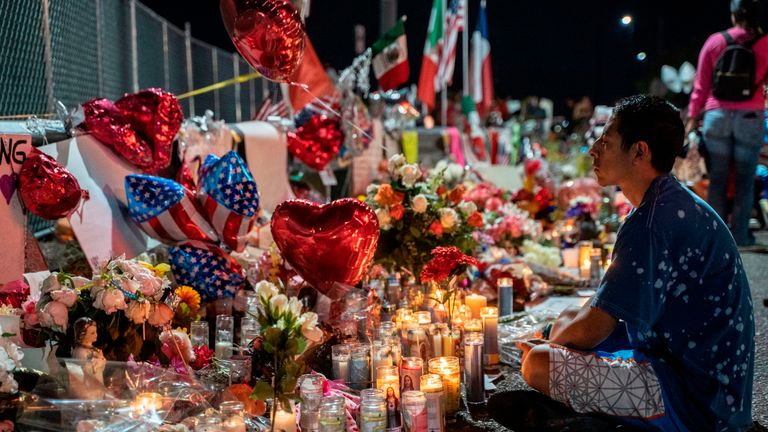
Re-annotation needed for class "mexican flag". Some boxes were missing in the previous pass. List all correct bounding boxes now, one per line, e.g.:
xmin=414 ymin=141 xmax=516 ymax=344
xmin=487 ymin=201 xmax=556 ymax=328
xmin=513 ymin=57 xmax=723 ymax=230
xmin=372 ymin=20 xmax=409 ymax=91
xmin=417 ymin=0 xmax=444 ymax=111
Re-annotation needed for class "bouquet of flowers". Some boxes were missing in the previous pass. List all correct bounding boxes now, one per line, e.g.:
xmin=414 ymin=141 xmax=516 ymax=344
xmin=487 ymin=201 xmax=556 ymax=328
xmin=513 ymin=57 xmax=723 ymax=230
xmin=365 ymin=154 xmax=482 ymax=278
xmin=249 ymin=280 xmax=323 ymax=429
xmin=478 ymin=202 xmax=540 ymax=251
xmin=29 ymin=255 xmax=179 ymax=360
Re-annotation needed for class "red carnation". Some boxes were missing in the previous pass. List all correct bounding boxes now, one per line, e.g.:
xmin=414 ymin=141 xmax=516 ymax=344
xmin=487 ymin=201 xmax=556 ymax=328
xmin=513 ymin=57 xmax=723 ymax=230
xmin=420 ymin=246 xmax=479 ymax=283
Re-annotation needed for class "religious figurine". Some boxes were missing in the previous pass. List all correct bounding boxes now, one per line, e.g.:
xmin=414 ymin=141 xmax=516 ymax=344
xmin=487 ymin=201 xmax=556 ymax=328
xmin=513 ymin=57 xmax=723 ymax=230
xmin=68 ymin=317 xmax=106 ymax=399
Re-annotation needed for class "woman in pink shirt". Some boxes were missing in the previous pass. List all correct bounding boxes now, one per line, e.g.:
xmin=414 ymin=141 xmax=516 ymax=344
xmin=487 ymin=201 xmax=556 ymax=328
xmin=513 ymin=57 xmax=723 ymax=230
xmin=687 ymin=0 xmax=767 ymax=247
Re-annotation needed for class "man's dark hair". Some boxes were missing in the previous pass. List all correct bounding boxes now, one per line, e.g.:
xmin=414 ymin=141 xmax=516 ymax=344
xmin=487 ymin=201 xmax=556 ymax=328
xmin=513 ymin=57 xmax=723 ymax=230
xmin=612 ymin=95 xmax=684 ymax=173
xmin=731 ymin=0 xmax=763 ymax=32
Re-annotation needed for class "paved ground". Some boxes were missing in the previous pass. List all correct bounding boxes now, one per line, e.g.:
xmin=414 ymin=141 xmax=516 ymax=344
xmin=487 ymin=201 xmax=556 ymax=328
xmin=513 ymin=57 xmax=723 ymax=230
xmin=455 ymin=230 xmax=768 ymax=431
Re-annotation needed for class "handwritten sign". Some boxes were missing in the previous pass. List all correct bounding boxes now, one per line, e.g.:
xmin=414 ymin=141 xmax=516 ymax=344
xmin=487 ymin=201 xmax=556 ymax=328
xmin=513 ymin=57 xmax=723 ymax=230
xmin=0 ymin=134 xmax=32 ymax=283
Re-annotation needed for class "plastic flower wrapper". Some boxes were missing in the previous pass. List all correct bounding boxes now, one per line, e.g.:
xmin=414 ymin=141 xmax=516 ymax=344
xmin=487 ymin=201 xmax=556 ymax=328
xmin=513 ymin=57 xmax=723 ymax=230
xmin=249 ymin=280 xmax=323 ymax=420
xmin=16 ymin=359 xmax=217 ymax=432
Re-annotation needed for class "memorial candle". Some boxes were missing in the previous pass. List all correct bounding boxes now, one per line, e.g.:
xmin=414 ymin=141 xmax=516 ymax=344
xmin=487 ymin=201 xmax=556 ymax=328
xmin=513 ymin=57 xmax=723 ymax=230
xmin=419 ymin=374 xmax=445 ymax=432
xmin=376 ymin=365 xmax=400 ymax=400
xmin=400 ymin=357 xmax=423 ymax=393
xmin=463 ymin=333 xmax=484 ymax=403
xmin=427 ymin=357 xmax=460 ymax=418
xmin=481 ymin=307 xmax=499 ymax=370
xmin=578 ymin=241 xmax=592 ymax=279
xmin=464 ymin=294 xmax=487 ymax=319
xmin=331 ymin=344 xmax=351 ymax=383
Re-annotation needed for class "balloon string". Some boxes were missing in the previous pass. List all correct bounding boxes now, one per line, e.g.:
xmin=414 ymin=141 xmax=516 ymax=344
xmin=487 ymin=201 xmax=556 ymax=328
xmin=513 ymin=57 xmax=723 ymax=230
xmin=289 ymin=82 xmax=384 ymax=152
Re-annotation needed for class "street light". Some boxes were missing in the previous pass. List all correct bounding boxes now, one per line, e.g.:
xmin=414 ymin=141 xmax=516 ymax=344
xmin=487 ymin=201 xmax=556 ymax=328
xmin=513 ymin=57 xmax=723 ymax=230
xmin=621 ymin=15 xmax=633 ymax=26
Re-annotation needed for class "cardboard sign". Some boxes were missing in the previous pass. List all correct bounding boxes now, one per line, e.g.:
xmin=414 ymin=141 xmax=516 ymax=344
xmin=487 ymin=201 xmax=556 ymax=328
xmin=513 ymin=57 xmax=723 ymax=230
xmin=39 ymin=135 xmax=159 ymax=268
xmin=238 ymin=121 xmax=295 ymax=213
xmin=0 ymin=134 xmax=31 ymax=283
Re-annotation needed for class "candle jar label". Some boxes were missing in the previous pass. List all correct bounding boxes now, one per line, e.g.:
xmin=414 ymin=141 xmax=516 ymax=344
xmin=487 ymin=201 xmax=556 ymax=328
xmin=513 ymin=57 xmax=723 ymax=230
xmin=423 ymin=391 xmax=444 ymax=432
xmin=403 ymin=406 xmax=428 ymax=432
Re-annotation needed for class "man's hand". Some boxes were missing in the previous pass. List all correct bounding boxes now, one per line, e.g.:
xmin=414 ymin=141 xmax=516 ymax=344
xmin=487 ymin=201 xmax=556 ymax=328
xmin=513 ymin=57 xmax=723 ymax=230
xmin=516 ymin=338 xmax=548 ymax=363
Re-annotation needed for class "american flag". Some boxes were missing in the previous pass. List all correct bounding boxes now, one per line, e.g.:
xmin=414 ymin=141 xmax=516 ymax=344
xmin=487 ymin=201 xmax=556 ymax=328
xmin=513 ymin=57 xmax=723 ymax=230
xmin=437 ymin=0 xmax=465 ymax=86
xmin=125 ymin=174 xmax=218 ymax=244
xmin=253 ymin=93 xmax=290 ymax=121
xmin=198 ymin=151 xmax=260 ymax=253
xmin=169 ymin=240 xmax=245 ymax=301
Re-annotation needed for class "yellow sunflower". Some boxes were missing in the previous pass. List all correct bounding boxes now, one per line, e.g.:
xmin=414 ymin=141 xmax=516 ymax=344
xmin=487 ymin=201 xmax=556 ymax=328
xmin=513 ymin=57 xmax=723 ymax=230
xmin=175 ymin=285 xmax=201 ymax=312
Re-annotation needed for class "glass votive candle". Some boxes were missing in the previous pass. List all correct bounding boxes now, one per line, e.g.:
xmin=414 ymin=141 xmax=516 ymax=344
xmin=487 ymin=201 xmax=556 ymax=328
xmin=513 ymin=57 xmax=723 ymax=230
xmin=298 ymin=374 xmax=325 ymax=400
xmin=216 ymin=315 xmax=235 ymax=359
xmin=133 ymin=392 xmax=163 ymax=414
xmin=360 ymin=387 xmax=385 ymax=402
xmin=376 ymin=365 xmax=400 ymax=399
xmin=480 ymin=307 xmax=499 ymax=370
xmin=464 ymin=318 xmax=482 ymax=335
xmin=190 ymin=320 xmax=209 ymax=348
xmin=402 ymin=391 xmax=428 ymax=432
xmin=372 ymin=339 xmax=394 ymax=370
xmin=406 ymin=327 xmax=428 ymax=367
xmin=349 ymin=343 xmax=371 ymax=390
xmin=228 ymin=355 xmax=252 ymax=385
xmin=414 ymin=311 xmax=432 ymax=325
xmin=359 ymin=398 xmax=387 ymax=432
xmin=379 ymin=321 xmax=397 ymax=340
xmin=428 ymin=357 xmax=460 ymax=418
xmin=195 ymin=415 xmax=223 ymax=432
xmin=420 ymin=374 xmax=445 ymax=432
xmin=300 ymin=395 xmax=321 ymax=432
xmin=464 ymin=293 xmax=487 ymax=319
xmin=220 ymin=400 xmax=246 ymax=432
xmin=319 ymin=396 xmax=346 ymax=432
xmin=463 ymin=333 xmax=485 ymax=404
xmin=400 ymin=357 xmax=423 ymax=393
xmin=388 ymin=336 xmax=402 ymax=367
xmin=331 ymin=344 xmax=351 ymax=383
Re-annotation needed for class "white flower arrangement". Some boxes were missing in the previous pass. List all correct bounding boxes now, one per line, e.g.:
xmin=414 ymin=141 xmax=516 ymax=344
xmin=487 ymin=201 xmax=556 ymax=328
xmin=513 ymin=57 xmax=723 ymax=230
xmin=520 ymin=240 xmax=562 ymax=269
xmin=0 ymin=326 xmax=23 ymax=394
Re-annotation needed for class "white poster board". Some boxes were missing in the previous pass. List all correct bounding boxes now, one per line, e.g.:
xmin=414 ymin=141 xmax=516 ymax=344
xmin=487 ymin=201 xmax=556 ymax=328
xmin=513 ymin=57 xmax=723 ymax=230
xmin=0 ymin=134 xmax=31 ymax=283
xmin=39 ymin=135 xmax=158 ymax=267
xmin=237 ymin=121 xmax=295 ymax=213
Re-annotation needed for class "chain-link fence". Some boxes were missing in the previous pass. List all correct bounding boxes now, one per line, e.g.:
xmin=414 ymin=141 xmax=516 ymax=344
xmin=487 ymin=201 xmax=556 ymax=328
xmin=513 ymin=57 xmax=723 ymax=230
xmin=0 ymin=0 xmax=263 ymax=122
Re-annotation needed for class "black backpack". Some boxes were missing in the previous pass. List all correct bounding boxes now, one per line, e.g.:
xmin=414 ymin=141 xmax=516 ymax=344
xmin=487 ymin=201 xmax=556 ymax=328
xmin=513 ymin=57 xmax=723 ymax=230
xmin=712 ymin=31 xmax=765 ymax=101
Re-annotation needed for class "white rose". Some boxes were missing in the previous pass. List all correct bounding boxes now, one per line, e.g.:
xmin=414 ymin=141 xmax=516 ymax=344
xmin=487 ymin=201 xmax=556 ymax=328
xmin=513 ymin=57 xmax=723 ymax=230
xmin=288 ymin=297 xmax=303 ymax=318
xmin=255 ymin=281 xmax=278 ymax=301
xmin=411 ymin=194 xmax=428 ymax=213
xmin=399 ymin=164 xmax=421 ymax=187
xmin=376 ymin=208 xmax=392 ymax=230
xmin=445 ymin=163 xmax=464 ymax=183
xmin=458 ymin=201 xmax=477 ymax=215
xmin=299 ymin=312 xmax=323 ymax=343
xmin=270 ymin=294 xmax=288 ymax=316
xmin=388 ymin=154 xmax=406 ymax=178
xmin=439 ymin=208 xmax=460 ymax=230
xmin=366 ymin=184 xmax=379 ymax=196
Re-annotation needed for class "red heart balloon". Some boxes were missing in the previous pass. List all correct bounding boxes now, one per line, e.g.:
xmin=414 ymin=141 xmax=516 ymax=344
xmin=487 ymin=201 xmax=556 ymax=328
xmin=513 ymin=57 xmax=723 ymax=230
xmin=287 ymin=114 xmax=342 ymax=171
xmin=116 ymin=88 xmax=183 ymax=173
xmin=270 ymin=198 xmax=379 ymax=299
xmin=220 ymin=0 xmax=306 ymax=83
xmin=19 ymin=150 xmax=85 ymax=219
xmin=81 ymin=98 xmax=154 ymax=169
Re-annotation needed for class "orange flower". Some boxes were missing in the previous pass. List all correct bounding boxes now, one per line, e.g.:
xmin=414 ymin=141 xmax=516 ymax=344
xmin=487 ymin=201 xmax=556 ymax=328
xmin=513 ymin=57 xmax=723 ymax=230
xmin=374 ymin=184 xmax=404 ymax=206
xmin=175 ymin=285 xmax=201 ymax=313
xmin=389 ymin=203 xmax=405 ymax=221
xmin=429 ymin=220 xmax=444 ymax=236
xmin=467 ymin=211 xmax=484 ymax=228
xmin=447 ymin=185 xmax=465 ymax=204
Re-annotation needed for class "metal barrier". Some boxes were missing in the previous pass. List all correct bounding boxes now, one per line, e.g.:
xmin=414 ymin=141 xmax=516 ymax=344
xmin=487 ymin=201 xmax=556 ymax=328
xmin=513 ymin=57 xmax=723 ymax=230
xmin=0 ymin=0 xmax=262 ymax=122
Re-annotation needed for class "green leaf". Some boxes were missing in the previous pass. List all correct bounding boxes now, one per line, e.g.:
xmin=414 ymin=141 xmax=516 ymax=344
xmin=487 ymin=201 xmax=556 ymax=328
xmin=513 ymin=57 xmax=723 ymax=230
xmin=264 ymin=327 xmax=283 ymax=348
xmin=409 ymin=226 xmax=421 ymax=239
xmin=1 ymin=332 xmax=15 ymax=338
xmin=250 ymin=381 xmax=274 ymax=401
xmin=278 ymin=396 xmax=292 ymax=413
xmin=295 ymin=337 xmax=307 ymax=355
xmin=285 ymin=338 xmax=299 ymax=356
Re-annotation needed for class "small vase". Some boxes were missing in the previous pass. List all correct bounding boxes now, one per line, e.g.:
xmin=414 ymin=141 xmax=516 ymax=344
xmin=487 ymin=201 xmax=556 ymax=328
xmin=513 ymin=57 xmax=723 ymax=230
xmin=272 ymin=401 xmax=297 ymax=432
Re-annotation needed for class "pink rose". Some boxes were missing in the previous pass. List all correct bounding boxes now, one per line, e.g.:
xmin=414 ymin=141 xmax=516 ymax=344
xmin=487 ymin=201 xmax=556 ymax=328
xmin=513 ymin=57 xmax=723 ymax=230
xmin=485 ymin=197 xmax=503 ymax=212
xmin=50 ymin=289 xmax=77 ymax=307
xmin=40 ymin=301 xmax=69 ymax=331
xmin=124 ymin=300 xmax=151 ymax=324
xmin=119 ymin=278 xmax=141 ymax=295
xmin=93 ymin=288 xmax=127 ymax=314
xmin=148 ymin=303 xmax=173 ymax=327
xmin=133 ymin=273 xmax=161 ymax=296
xmin=22 ymin=299 xmax=39 ymax=328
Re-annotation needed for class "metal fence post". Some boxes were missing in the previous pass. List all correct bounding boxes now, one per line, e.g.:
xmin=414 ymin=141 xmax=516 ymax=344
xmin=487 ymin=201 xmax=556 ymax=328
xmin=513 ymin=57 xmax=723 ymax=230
xmin=212 ymin=48 xmax=220 ymax=118
xmin=162 ymin=21 xmax=170 ymax=90
xmin=95 ymin=0 xmax=104 ymax=95
xmin=130 ymin=0 xmax=139 ymax=92
xmin=233 ymin=54 xmax=242 ymax=122
xmin=41 ymin=0 xmax=54 ymax=112
xmin=184 ymin=22 xmax=195 ymax=116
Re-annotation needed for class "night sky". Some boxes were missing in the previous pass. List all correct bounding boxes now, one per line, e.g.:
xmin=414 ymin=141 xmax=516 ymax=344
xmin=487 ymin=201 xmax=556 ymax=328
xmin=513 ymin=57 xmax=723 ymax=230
xmin=142 ymin=0 xmax=739 ymax=114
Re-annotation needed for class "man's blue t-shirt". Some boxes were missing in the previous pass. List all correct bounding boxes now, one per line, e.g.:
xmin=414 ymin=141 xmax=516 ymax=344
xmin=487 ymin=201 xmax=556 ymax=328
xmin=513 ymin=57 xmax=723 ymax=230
xmin=593 ymin=175 xmax=754 ymax=431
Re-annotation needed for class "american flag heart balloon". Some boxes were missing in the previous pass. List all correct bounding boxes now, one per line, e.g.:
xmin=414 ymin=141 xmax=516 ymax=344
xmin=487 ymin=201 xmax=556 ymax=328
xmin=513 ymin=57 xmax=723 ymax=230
xmin=198 ymin=151 xmax=260 ymax=252
xmin=169 ymin=241 xmax=245 ymax=300
xmin=125 ymin=174 xmax=218 ymax=244
xmin=270 ymin=198 xmax=379 ymax=299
